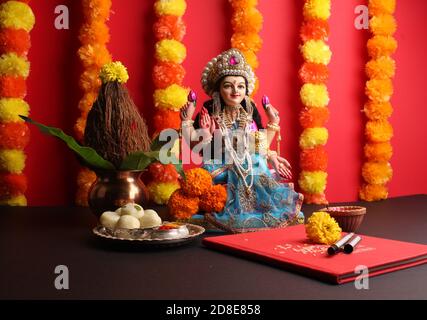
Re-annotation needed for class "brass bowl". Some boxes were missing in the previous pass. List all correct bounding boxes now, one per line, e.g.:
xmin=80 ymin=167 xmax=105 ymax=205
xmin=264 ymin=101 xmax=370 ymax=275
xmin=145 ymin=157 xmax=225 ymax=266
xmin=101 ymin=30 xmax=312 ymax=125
xmin=319 ymin=206 xmax=366 ymax=232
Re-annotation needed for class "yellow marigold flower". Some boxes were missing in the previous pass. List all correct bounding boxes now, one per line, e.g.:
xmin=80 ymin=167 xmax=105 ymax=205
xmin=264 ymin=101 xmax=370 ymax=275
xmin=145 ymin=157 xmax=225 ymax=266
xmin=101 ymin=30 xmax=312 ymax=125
xmin=0 ymin=194 xmax=27 ymax=206
xmin=365 ymin=56 xmax=395 ymax=79
xmin=0 ymin=1 xmax=35 ymax=32
xmin=300 ymin=83 xmax=329 ymax=108
xmin=363 ymin=101 xmax=393 ymax=120
xmin=359 ymin=183 xmax=388 ymax=201
xmin=366 ymin=78 xmax=393 ymax=102
xmin=153 ymin=84 xmax=188 ymax=111
xmin=99 ymin=61 xmax=129 ymax=84
xmin=181 ymin=168 xmax=212 ymax=197
xmin=147 ymin=181 xmax=180 ymax=205
xmin=303 ymin=0 xmax=331 ymax=20
xmin=305 ymin=211 xmax=341 ymax=245
xmin=368 ymin=0 xmax=396 ymax=16
xmin=0 ymin=53 xmax=30 ymax=78
xmin=0 ymin=98 xmax=29 ymax=122
xmin=154 ymin=0 xmax=186 ymax=17
xmin=299 ymin=171 xmax=327 ymax=194
xmin=367 ymin=36 xmax=397 ymax=59
xmin=301 ymin=40 xmax=331 ymax=65
xmin=364 ymin=142 xmax=393 ymax=162
xmin=155 ymin=39 xmax=186 ymax=64
xmin=0 ymin=149 xmax=25 ymax=173
xmin=362 ymin=161 xmax=392 ymax=185
xmin=369 ymin=14 xmax=397 ymax=36
xmin=299 ymin=127 xmax=328 ymax=149
xmin=366 ymin=120 xmax=393 ymax=143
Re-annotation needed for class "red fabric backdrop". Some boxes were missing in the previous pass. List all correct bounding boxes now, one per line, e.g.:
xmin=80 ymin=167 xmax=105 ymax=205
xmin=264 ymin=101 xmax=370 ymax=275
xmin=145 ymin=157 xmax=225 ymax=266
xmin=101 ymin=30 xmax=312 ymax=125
xmin=25 ymin=0 xmax=427 ymax=205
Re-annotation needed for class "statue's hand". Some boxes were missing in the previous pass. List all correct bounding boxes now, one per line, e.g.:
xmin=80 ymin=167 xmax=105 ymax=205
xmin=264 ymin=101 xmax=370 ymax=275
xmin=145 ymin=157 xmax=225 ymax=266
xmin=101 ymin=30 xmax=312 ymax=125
xmin=180 ymin=101 xmax=196 ymax=121
xmin=265 ymin=104 xmax=280 ymax=125
xmin=199 ymin=107 xmax=212 ymax=131
xmin=269 ymin=153 xmax=292 ymax=180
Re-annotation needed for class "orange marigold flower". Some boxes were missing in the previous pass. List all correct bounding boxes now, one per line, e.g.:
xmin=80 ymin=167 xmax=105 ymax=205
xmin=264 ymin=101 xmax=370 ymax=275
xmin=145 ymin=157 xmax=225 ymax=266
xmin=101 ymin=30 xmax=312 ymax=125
xmin=300 ymin=146 xmax=328 ymax=171
xmin=369 ymin=14 xmax=397 ymax=36
xmin=231 ymin=33 xmax=262 ymax=52
xmin=181 ymin=168 xmax=212 ymax=197
xmin=366 ymin=120 xmax=393 ymax=142
xmin=364 ymin=142 xmax=393 ymax=162
xmin=0 ymin=122 xmax=30 ymax=149
xmin=78 ymin=21 xmax=110 ymax=45
xmin=241 ymin=50 xmax=259 ymax=70
xmin=231 ymin=7 xmax=263 ymax=34
xmin=366 ymin=56 xmax=395 ymax=80
xmin=82 ymin=0 xmax=112 ymax=21
xmin=368 ymin=0 xmax=396 ymax=16
xmin=300 ymin=19 xmax=329 ymax=42
xmin=367 ymin=35 xmax=397 ymax=59
xmin=154 ymin=15 xmax=186 ymax=41
xmin=304 ymin=193 xmax=328 ymax=205
xmin=0 ymin=172 xmax=27 ymax=199
xmin=0 ymin=76 xmax=26 ymax=98
xmin=299 ymin=62 xmax=329 ymax=84
xmin=362 ymin=161 xmax=393 ymax=185
xmin=153 ymin=62 xmax=185 ymax=89
xmin=153 ymin=109 xmax=181 ymax=132
xmin=168 ymin=189 xmax=199 ymax=220
xmin=359 ymin=183 xmax=388 ymax=201
xmin=363 ymin=101 xmax=393 ymax=120
xmin=365 ymin=78 xmax=393 ymax=103
xmin=0 ymin=29 xmax=31 ymax=56
xmin=200 ymin=184 xmax=227 ymax=213
xmin=299 ymin=107 xmax=330 ymax=128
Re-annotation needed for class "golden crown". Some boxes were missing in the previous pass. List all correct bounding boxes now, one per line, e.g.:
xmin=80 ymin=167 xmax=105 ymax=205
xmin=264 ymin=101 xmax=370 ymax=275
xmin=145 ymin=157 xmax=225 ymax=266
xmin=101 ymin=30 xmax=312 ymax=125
xmin=201 ymin=48 xmax=255 ymax=96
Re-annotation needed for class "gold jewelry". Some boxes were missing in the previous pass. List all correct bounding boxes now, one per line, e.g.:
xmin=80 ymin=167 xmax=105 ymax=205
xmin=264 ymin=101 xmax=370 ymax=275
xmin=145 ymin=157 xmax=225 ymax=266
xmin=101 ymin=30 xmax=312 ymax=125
xmin=201 ymin=48 xmax=255 ymax=96
xmin=181 ymin=120 xmax=194 ymax=128
xmin=267 ymin=123 xmax=280 ymax=132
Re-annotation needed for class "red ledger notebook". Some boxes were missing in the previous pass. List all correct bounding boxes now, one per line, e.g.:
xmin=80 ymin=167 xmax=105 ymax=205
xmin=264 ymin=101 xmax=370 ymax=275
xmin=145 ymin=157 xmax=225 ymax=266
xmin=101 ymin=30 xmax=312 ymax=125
xmin=202 ymin=225 xmax=427 ymax=284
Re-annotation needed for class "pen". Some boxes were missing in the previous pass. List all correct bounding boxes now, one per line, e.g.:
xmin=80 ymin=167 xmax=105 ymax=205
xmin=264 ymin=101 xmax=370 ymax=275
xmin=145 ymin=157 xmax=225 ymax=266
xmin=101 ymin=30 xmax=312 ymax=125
xmin=343 ymin=235 xmax=362 ymax=254
xmin=327 ymin=232 xmax=355 ymax=255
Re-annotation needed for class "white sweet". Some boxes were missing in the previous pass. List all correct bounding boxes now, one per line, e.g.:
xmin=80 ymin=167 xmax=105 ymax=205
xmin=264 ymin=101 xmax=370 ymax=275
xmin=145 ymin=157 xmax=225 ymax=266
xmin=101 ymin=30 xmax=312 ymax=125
xmin=116 ymin=215 xmax=140 ymax=229
xmin=120 ymin=203 xmax=144 ymax=219
xmin=99 ymin=211 xmax=120 ymax=229
xmin=139 ymin=209 xmax=162 ymax=228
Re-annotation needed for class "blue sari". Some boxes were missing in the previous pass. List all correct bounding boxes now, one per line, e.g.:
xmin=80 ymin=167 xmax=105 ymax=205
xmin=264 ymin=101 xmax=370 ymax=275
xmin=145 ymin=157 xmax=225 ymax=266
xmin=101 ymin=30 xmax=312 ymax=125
xmin=201 ymin=124 xmax=304 ymax=232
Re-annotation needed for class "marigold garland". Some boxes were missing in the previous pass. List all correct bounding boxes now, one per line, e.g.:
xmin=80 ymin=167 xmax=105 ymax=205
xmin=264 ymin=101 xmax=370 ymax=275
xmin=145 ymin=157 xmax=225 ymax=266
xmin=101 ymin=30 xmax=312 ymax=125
xmin=298 ymin=0 xmax=331 ymax=204
xmin=360 ymin=0 xmax=397 ymax=201
xmin=150 ymin=0 xmax=187 ymax=205
xmin=305 ymin=211 xmax=341 ymax=245
xmin=229 ymin=0 xmax=263 ymax=95
xmin=0 ymin=0 xmax=33 ymax=206
xmin=75 ymin=0 xmax=112 ymax=206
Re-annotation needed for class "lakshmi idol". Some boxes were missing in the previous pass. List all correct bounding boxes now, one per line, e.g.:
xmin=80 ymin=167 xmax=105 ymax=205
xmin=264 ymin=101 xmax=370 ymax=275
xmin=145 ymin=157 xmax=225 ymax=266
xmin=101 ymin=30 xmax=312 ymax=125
xmin=180 ymin=48 xmax=304 ymax=232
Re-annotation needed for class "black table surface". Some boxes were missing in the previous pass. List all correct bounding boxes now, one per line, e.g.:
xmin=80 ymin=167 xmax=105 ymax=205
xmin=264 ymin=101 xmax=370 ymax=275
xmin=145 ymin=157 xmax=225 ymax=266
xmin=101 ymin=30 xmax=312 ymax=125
xmin=1 ymin=195 xmax=427 ymax=300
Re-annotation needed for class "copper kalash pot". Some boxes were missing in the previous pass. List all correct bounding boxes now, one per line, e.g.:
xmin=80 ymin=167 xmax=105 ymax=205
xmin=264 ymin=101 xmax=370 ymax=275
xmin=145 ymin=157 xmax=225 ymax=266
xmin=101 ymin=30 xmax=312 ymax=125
xmin=88 ymin=170 xmax=149 ymax=217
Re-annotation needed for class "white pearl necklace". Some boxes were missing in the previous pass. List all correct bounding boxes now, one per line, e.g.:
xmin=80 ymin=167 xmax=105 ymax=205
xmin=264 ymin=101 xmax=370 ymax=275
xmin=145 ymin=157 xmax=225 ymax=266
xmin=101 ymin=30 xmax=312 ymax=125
xmin=219 ymin=121 xmax=254 ymax=192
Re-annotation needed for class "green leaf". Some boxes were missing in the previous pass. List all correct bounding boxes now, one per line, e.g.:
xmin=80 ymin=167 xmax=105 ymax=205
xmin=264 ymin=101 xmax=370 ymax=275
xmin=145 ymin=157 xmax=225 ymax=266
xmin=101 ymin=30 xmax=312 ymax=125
xmin=20 ymin=116 xmax=115 ymax=170
xmin=120 ymin=151 xmax=160 ymax=170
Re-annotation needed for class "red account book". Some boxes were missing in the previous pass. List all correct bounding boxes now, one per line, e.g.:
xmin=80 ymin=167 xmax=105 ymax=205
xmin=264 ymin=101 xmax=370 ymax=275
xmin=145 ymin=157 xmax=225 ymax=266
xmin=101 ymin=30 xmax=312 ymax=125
xmin=203 ymin=225 xmax=427 ymax=284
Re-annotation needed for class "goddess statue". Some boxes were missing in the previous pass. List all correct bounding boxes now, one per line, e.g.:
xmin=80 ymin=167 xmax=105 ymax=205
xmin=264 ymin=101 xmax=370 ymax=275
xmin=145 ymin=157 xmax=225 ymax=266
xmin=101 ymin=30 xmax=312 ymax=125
xmin=180 ymin=48 xmax=304 ymax=232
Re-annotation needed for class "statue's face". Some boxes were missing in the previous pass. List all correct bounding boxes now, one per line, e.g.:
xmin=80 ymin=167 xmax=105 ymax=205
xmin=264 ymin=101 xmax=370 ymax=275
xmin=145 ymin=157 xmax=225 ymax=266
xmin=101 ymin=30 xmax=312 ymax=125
xmin=219 ymin=76 xmax=246 ymax=107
